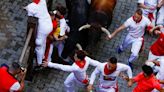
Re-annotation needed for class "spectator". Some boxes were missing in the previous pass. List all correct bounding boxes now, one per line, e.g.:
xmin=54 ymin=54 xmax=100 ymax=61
xmin=128 ymin=65 xmax=164 ymax=92
xmin=0 ymin=62 xmax=26 ymax=92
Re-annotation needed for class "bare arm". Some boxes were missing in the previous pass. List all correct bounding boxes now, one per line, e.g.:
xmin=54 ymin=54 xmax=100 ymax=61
xmin=127 ymin=78 xmax=135 ymax=87
xmin=138 ymin=3 xmax=149 ymax=9
xmin=87 ymin=67 xmax=100 ymax=91
xmin=42 ymin=61 xmax=77 ymax=72
xmin=158 ymin=0 xmax=164 ymax=8
xmin=110 ymin=24 xmax=126 ymax=39
xmin=158 ymin=87 xmax=164 ymax=92
xmin=150 ymin=25 xmax=162 ymax=35
xmin=159 ymin=80 xmax=164 ymax=84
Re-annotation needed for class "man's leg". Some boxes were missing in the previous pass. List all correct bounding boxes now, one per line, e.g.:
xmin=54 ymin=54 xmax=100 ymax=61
xmin=47 ymin=44 xmax=54 ymax=62
xmin=117 ymin=35 xmax=133 ymax=53
xmin=64 ymin=73 xmax=76 ymax=92
xmin=35 ymin=32 xmax=48 ymax=65
xmin=128 ymin=38 xmax=143 ymax=69
xmin=57 ymin=41 xmax=64 ymax=58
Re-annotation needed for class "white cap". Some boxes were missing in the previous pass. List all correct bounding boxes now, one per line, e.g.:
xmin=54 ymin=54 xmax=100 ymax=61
xmin=53 ymin=10 xmax=57 ymax=15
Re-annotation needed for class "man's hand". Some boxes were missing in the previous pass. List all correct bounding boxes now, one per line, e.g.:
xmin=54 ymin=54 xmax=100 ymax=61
xmin=87 ymin=84 xmax=93 ymax=92
xmin=17 ymin=68 xmax=26 ymax=82
xmin=42 ymin=61 xmax=49 ymax=67
xmin=106 ymin=34 xmax=112 ymax=40
xmin=127 ymin=79 xmax=133 ymax=87
xmin=148 ymin=6 xmax=156 ymax=10
xmin=120 ymin=73 xmax=129 ymax=81
xmin=154 ymin=30 xmax=162 ymax=35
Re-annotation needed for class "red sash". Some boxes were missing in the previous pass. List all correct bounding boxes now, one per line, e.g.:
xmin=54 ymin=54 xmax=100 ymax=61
xmin=33 ymin=0 xmax=40 ymax=4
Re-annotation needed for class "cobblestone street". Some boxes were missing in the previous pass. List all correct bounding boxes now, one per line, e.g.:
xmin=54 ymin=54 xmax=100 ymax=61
xmin=0 ymin=0 xmax=158 ymax=92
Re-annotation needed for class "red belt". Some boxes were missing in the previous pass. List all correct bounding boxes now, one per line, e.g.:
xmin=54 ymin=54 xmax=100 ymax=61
xmin=75 ymin=75 xmax=89 ymax=85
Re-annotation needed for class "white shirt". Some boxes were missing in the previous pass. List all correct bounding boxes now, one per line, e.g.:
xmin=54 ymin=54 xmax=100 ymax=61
xmin=124 ymin=16 xmax=151 ymax=38
xmin=26 ymin=0 xmax=52 ymax=34
xmin=157 ymin=6 xmax=164 ymax=26
xmin=89 ymin=63 xmax=132 ymax=87
xmin=59 ymin=18 xmax=69 ymax=36
xmin=26 ymin=0 xmax=50 ymax=19
xmin=138 ymin=0 xmax=159 ymax=15
xmin=48 ymin=56 xmax=100 ymax=81
xmin=10 ymin=82 xmax=20 ymax=92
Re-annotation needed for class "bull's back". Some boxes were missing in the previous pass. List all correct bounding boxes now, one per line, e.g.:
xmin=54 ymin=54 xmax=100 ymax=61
xmin=92 ymin=0 xmax=116 ymax=16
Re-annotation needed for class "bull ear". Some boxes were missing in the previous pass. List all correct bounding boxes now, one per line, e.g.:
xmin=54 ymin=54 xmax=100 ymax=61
xmin=101 ymin=27 xmax=111 ymax=38
xmin=79 ymin=24 xmax=91 ymax=31
xmin=76 ymin=43 xmax=83 ymax=50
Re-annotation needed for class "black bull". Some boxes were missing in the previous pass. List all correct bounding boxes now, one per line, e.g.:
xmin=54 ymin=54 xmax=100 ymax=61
xmin=61 ymin=0 xmax=116 ymax=59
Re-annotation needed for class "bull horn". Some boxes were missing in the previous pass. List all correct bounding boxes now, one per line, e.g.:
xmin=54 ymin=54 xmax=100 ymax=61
xmin=101 ymin=27 xmax=111 ymax=38
xmin=76 ymin=43 xmax=83 ymax=50
xmin=79 ymin=24 xmax=91 ymax=31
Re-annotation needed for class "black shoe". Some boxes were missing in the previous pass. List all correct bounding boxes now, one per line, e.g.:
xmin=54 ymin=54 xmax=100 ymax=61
xmin=116 ymin=47 xmax=123 ymax=54
xmin=128 ymin=62 xmax=133 ymax=71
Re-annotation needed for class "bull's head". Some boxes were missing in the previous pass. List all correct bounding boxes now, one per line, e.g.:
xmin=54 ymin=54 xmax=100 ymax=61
xmin=79 ymin=23 xmax=111 ymax=45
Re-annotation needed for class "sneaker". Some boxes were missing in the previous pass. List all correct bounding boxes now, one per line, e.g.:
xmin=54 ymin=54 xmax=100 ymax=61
xmin=128 ymin=62 xmax=133 ymax=71
xmin=116 ymin=47 xmax=123 ymax=54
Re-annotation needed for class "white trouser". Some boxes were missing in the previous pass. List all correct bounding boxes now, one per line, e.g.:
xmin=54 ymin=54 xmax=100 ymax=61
xmin=119 ymin=34 xmax=143 ymax=63
xmin=64 ymin=73 xmax=86 ymax=92
xmin=35 ymin=17 xmax=53 ymax=65
xmin=35 ymin=19 xmax=52 ymax=65
xmin=35 ymin=32 xmax=48 ymax=65
xmin=96 ymin=86 xmax=116 ymax=92
xmin=46 ymin=43 xmax=54 ymax=62
xmin=54 ymin=41 xmax=65 ymax=58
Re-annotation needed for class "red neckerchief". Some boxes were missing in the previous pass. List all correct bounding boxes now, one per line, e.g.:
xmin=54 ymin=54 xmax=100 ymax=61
xmin=75 ymin=60 xmax=86 ymax=69
xmin=104 ymin=64 xmax=116 ymax=75
xmin=148 ymin=13 xmax=154 ymax=22
xmin=60 ymin=15 xmax=64 ymax=19
xmin=33 ymin=0 xmax=40 ymax=4
xmin=132 ymin=16 xmax=142 ymax=23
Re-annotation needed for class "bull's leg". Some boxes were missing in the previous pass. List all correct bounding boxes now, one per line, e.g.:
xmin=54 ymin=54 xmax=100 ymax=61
xmin=65 ymin=0 xmax=72 ymax=19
